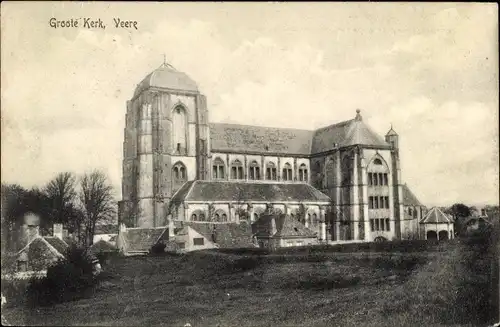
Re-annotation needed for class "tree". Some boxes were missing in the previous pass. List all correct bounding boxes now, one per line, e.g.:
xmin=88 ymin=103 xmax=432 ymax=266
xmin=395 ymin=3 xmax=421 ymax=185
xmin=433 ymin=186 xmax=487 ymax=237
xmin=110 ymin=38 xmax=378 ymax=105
xmin=44 ymin=172 xmax=77 ymax=226
xmin=447 ymin=203 xmax=472 ymax=220
xmin=79 ymin=170 xmax=116 ymax=246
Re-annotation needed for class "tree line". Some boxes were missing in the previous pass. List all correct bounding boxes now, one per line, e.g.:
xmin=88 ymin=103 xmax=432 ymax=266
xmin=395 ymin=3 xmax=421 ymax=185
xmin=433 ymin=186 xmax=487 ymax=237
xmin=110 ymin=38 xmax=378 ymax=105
xmin=1 ymin=170 xmax=116 ymax=253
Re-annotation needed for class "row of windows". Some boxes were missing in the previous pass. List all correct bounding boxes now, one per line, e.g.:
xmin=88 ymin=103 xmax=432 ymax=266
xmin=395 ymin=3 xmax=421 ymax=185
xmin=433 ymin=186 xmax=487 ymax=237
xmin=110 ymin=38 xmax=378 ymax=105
xmin=370 ymin=218 xmax=390 ymax=232
xmin=213 ymin=158 xmax=308 ymax=182
xmin=368 ymin=173 xmax=389 ymax=186
xmin=369 ymin=196 xmax=390 ymax=209
xmin=190 ymin=211 xmax=320 ymax=223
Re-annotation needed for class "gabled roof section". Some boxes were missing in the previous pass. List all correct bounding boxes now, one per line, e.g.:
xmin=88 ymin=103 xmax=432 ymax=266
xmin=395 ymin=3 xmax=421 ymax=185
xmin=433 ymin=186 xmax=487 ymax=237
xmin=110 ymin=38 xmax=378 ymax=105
xmin=95 ymin=224 xmax=118 ymax=235
xmin=171 ymin=181 xmax=196 ymax=203
xmin=121 ymin=227 xmax=167 ymax=253
xmin=184 ymin=222 xmax=254 ymax=248
xmin=16 ymin=236 xmax=67 ymax=259
xmin=420 ymin=207 xmax=453 ymax=224
xmin=402 ymin=184 xmax=424 ymax=207
xmin=253 ymin=213 xmax=317 ymax=238
xmin=209 ymin=123 xmax=313 ymax=155
xmin=44 ymin=237 xmax=69 ymax=256
xmin=173 ymin=181 xmax=331 ymax=203
xmin=311 ymin=111 xmax=389 ymax=153
xmin=90 ymin=240 xmax=117 ymax=252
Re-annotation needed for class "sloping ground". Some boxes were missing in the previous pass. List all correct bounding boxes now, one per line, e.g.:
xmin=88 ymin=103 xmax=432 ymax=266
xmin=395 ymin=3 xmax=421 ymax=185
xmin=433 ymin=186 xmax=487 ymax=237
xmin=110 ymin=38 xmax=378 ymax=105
xmin=2 ymin=238 xmax=497 ymax=327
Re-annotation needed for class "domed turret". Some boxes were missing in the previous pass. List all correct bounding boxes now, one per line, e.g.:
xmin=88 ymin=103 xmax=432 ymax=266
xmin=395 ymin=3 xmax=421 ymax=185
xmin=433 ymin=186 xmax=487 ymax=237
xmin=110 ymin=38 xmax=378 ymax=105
xmin=133 ymin=62 xmax=198 ymax=97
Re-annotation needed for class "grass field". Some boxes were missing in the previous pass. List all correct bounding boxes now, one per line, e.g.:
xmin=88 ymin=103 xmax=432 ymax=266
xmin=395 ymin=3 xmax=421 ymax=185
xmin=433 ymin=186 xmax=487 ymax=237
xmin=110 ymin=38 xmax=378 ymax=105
xmin=2 ymin=238 xmax=498 ymax=327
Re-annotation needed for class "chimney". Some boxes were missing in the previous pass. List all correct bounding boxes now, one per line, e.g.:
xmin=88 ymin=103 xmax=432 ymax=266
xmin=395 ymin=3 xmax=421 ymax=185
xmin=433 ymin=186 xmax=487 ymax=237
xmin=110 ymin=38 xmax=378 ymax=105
xmin=23 ymin=213 xmax=40 ymax=244
xmin=168 ymin=218 xmax=175 ymax=238
xmin=270 ymin=216 xmax=277 ymax=236
xmin=53 ymin=223 xmax=63 ymax=240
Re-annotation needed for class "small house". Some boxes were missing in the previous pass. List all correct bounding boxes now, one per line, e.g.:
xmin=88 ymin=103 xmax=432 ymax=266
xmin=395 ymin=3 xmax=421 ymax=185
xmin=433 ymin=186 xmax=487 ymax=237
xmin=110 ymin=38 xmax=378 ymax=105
xmin=419 ymin=207 xmax=454 ymax=241
xmin=252 ymin=213 xmax=318 ymax=250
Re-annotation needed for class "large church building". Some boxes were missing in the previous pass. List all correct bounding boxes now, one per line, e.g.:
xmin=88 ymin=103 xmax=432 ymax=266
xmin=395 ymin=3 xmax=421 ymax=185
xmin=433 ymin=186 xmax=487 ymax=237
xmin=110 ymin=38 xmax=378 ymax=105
xmin=117 ymin=62 xmax=426 ymax=250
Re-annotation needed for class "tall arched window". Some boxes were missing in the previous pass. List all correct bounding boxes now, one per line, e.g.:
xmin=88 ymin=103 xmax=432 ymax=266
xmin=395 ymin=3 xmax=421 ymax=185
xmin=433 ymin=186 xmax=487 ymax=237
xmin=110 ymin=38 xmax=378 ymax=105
xmin=282 ymin=163 xmax=292 ymax=181
xmin=173 ymin=106 xmax=188 ymax=155
xmin=230 ymin=159 xmax=244 ymax=180
xmin=212 ymin=157 xmax=225 ymax=180
xmin=341 ymin=156 xmax=353 ymax=185
xmin=298 ymin=164 xmax=308 ymax=182
xmin=266 ymin=162 xmax=277 ymax=180
xmin=249 ymin=161 xmax=260 ymax=180
xmin=325 ymin=159 xmax=335 ymax=187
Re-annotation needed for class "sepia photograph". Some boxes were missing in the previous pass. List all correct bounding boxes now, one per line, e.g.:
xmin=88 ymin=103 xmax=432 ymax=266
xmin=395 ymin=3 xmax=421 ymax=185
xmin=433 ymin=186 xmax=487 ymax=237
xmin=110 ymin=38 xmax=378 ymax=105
xmin=1 ymin=2 xmax=499 ymax=326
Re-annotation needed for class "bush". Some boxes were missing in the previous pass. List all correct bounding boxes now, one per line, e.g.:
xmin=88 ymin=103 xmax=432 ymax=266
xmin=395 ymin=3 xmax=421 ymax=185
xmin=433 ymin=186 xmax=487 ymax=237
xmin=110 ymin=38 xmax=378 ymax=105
xmin=26 ymin=245 xmax=98 ymax=307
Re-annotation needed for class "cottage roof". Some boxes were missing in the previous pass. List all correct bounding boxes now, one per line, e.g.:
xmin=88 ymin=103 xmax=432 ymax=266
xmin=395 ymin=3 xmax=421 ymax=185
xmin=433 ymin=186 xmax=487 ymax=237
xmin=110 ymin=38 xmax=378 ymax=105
xmin=170 ymin=180 xmax=331 ymax=203
xmin=90 ymin=239 xmax=117 ymax=252
xmin=94 ymin=224 xmax=118 ymax=235
xmin=402 ymin=184 xmax=424 ymax=207
xmin=420 ymin=207 xmax=453 ymax=224
xmin=44 ymin=237 xmax=69 ymax=255
xmin=16 ymin=236 xmax=68 ymax=260
xmin=183 ymin=222 xmax=254 ymax=248
xmin=120 ymin=227 xmax=167 ymax=253
xmin=252 ymin=213 xmax=317 ymax=238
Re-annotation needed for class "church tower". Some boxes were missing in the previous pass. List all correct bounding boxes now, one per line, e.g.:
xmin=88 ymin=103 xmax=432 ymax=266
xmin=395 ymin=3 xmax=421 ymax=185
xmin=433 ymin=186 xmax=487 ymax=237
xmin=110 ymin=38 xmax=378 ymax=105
xmin=119 ymin=62 xmax=210 ymax=228
xmin=385 ymin=126 xmax=403 ymax=239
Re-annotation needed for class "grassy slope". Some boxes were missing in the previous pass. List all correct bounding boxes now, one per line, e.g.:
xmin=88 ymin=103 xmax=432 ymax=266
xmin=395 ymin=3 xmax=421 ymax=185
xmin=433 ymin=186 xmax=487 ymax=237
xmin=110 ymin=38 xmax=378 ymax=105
xmin=3 ymin=239 xmax=497 ymax=327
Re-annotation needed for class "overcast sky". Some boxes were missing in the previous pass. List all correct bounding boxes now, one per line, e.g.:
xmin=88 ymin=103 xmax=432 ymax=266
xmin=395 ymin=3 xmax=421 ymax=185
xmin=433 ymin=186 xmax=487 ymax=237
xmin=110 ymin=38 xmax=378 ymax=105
xmin=1 ymin=2 xmax=498 ymax=206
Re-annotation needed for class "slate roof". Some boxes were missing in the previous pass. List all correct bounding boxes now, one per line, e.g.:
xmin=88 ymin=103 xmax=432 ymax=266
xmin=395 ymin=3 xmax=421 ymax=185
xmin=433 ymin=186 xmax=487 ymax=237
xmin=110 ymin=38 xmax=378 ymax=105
xmin=209 ymin=123 xmax=313 ymax=155
xmin=420 ymin=207 xmax=453 ymax=224
xmin=209 ymin=111 xmax=389 ymax=156
xmin=16 ymin=236 xmax=68 ymax=261
xmin=252 ymin=213 xmax=317 ymax=238
xmin=90 ymin=240 xmax=117 ymax=252
xmin=121 ymin=227 xmax=167 ymax=253
xmin=94 ymin=224 xmax=118 ymax=235
xmin=311 ymin=116 xmax=389 ymax=153
xmin=44 ymin=237 xmax=69 ymax=255
xmin=184 ymin=222 xmax=254 ymax=248
xmin=171 ymin=180 xmax=331 ymax=203
xmin=402 ymin=184 xmax=424 ymax=207
xmin=134 ymin=65 xmax=198 ymax=97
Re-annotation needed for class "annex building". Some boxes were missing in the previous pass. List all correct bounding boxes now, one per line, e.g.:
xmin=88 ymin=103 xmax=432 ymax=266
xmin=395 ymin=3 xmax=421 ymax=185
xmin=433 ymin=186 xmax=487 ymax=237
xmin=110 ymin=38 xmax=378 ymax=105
xmin=117 ymin=62 xmax=427 ymax=253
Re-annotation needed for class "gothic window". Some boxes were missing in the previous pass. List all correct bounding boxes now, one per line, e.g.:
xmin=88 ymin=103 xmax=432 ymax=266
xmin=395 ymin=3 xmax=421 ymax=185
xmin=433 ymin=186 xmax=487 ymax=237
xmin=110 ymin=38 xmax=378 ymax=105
xmin=266 ymin=162 xmax=277 ymax=180
xmin=173 ymin=162 xmax=187 ymax=183
xmin=212 ymin=157 xmax=225 ymax=180
xmin=386 ymin=219 xmax=390 ymax=231
xmin=298 ymin=164 xmax=308 ymax=182
xmin=306 ymin=213 xmax=311 ymax=226
xmin=222 ymin=213 xmax=227 ymax=221
xmin=173 ymin=106 xmax=188 ymax=155
xmin=230 ymin=160 xmax=244 ymax=180
xmin=249 ymin=161 xmax=260 ymax=180
xmin=341 ymin=156 xmax=353 ymax=185
xmin=373 ymin=158 xmax=383 ymax=165
xmin=191 ymin=214 xmax=197 ymax=221
xmin=282 ymin=163 xmax=292 ymax=181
